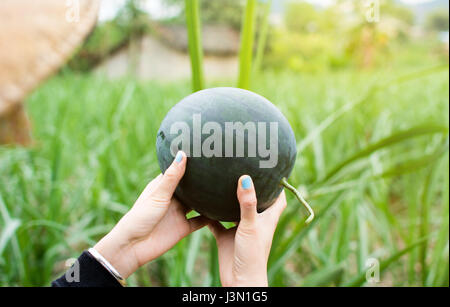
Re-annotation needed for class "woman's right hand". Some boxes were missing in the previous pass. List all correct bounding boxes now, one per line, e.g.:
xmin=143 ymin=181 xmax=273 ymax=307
xmin=207 ymin=175 xmax=287 ymax=287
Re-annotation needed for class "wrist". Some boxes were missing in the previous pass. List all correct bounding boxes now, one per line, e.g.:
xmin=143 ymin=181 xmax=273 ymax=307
xmin=231 ymin=267 xmax=268 ymax=287
xmin=94 ymin=229 xmax=138 ymax=279
xmin=232 ymin=276 xmax=268 ymax=287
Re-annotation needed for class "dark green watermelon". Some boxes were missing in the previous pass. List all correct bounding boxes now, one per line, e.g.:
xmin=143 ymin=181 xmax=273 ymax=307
xmin=156 ymin=87 xmax=297 ymax=221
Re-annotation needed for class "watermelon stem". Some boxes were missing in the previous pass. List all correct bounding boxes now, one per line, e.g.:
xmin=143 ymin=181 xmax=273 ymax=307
xmin=281 ymin=178 xmax=314 ymax=224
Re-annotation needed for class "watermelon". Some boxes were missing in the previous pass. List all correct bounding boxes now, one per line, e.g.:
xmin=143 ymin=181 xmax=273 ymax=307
xmin=156 ymin=87 xmax=300 ymax=222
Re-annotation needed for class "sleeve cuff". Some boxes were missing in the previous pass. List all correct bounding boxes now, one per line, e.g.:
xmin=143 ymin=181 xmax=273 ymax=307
xmin=51 ymin=251 xmax=123 ymax=287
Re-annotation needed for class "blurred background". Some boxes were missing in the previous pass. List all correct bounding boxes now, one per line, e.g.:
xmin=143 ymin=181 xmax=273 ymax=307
xmin=74 ymin=0 xmax=449 ymax=78
xmin=0 ymin=0 xmax=448 ymax=286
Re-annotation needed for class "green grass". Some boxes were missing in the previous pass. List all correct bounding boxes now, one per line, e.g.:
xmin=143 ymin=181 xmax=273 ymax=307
xmin=0 ymin=66 xmax=448 ymax=286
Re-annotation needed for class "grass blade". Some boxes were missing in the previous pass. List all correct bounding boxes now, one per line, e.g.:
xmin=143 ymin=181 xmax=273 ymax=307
xmin=297 ymin=65 xmax=449 ymax=154
xmin=387 ymin=64 xmax=449 ymax=86
xmin=0 ymin=219 xmax=21 ymax=257
xmin=344 ymin=237 xmax=429 ymax=287
xmin=238 ymin=0 xmax=257 ymax=89
xmin=253 ymin=0 xmax=272 ymax=74
xmin=0 ymin=193 xmax=24 ymax=280
xmin=418 ymin=168 xmax=434 ymax=286
xmin=268 ymin=192 xmax=346 ymax=279
xmin=209 ymin=235 xmax=221 ymax=286
xmin=301 ymin=263 xmax=345 ymax=287
xmin=376 ymin=138 xmax=449 ymax=178
xmin=185 ymin=230 xmax=203 ymax=278
xmin=426 ymin=158 xmax=449 ymax=286
xmin=321 ymin=125 xmax=448 ymax=182
xmin=185 ymin=0 xmax=204 ymax=92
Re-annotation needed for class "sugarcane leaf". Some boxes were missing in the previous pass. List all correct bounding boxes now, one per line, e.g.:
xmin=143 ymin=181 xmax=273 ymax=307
xmin=375 ymin=138 xmax=449 ymax=179
xmin=301 ymin=263 xmax=345 ymax=287
xmin=344 ymin=237 xmax=429 ymax=287
xmin=268 ymin=192 xmax=346 ymax=279
xmin=297 ymin=65 xmax=449 ymax=154
xmin=321 ymin=125 xmax=448 ymax=183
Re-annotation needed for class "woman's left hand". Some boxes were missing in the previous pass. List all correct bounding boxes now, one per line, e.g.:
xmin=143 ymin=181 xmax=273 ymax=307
xmin=94 ymin=151 xmax=207 ymax=278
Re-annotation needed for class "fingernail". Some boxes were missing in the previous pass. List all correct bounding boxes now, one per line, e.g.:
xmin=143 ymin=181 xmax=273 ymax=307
xmin=241 ymin=176 xmax=252 ymax=190
xmin=175 ymin=151 xmax=183 ymax=163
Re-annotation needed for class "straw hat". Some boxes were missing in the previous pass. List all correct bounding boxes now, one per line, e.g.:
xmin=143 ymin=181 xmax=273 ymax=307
xmin=0 ymin=0 xmax=101 ymax=116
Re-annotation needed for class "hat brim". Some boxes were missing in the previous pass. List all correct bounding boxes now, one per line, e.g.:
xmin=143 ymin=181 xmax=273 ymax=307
xmin=0 ymin=0 xmax=101 ymax=115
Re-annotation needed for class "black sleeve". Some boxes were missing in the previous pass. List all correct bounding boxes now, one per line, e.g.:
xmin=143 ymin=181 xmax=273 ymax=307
xmin=51 ymin=251 xmax=122 ymax=287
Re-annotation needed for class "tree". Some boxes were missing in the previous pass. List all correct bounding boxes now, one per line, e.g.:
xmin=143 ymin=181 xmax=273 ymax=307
xmin=284 ymin=1 xmax=319 ymax=33
xmin=163 ymin=0 xmax=244 ymax=29
xmin=426 ymin=9 xmax=449 ymax=32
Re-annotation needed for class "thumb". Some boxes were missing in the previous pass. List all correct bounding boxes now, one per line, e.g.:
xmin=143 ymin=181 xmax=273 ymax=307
xmin=237 ymin=175 xmax=258 ymax=223
xmin=152 ymin=151 xmax=186 ymax=202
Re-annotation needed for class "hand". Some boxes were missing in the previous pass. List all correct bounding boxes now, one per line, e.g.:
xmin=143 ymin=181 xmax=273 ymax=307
xmin=208 ymin=175 xmax=287 ymax=287
xmin=94 ymin=151 xmax=208 ymax=278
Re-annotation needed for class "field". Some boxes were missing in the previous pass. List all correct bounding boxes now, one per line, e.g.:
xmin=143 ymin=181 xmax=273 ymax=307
xmin=0 ymin=66 xmax=448 ymax=286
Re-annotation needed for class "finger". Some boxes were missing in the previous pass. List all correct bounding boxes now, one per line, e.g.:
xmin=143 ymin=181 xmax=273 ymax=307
xmin=137 ymin=174 xmax=162 ymax=200
xmin=180 ymin=203 xmax=193 ymax=215
xmin=147 ymin=174 xmax=163 ymax=192
xmin=171 ymin=198 xmax=194 ymax=217
xmin=187 ymin=215 xmax=209 ymax=233
xmin=207 ymin=220 xmax=227 ymax=239
xmin=207 ymin=220 xmax=237 ymax=245
xmin=152 ymin=151 xmax=186 ymax=202
xmin=262 ymin=190 xmax=287 ymax=222
xmin=237 ymin=175 xmax=258 ymax=223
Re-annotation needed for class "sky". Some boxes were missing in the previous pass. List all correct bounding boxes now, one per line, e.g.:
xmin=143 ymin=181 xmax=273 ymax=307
xmin=98 ymin=0 xmax=439 ymax=22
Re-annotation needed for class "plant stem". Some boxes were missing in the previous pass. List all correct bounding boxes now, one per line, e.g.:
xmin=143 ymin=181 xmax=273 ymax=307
xmin=419 ymin=167 xmax=434 ymax=285
xmin=281 ymin=177 xmax=314 ymax=224
xmin=185 ymin=0 xmax=204 ymax=92
xmin=253 ymin=0 xmax=272 ymax=74
xmin=238 ymin=0 xmax=257 ymax=89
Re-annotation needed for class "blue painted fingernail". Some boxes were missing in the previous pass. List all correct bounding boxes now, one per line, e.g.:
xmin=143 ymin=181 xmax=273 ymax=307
xmin=175 ymin=151 xmax=183 ymax=163
xmin=241 ymin=176 xmax=252 ymax=190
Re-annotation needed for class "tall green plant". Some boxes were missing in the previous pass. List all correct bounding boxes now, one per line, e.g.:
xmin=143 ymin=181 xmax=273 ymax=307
xmin=253 ymin=0 xmax=272 ymax=73
xmin=185 ymin=0 xmax=204 ymax=92
xmin=238 ymin=0 xmax=257 ymax=89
